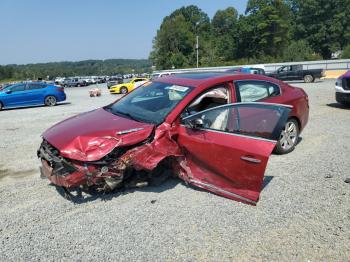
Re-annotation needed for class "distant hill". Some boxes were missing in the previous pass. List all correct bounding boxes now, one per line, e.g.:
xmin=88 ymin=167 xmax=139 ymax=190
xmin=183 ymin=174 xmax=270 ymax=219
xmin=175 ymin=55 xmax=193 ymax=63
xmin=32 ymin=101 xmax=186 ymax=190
xmin=0 ymin=59 xmax=152 ymax=81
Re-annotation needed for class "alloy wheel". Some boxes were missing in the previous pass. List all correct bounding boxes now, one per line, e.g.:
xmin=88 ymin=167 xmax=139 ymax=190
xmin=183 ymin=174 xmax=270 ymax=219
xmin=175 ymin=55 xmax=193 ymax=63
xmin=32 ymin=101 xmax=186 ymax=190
xmin=279 ymin=121 xmax=298 ymax=151
xmin=45 ymin=96 xmax=57 ymax=106
xmin=121 ymin=87 xmax=128 ymax=94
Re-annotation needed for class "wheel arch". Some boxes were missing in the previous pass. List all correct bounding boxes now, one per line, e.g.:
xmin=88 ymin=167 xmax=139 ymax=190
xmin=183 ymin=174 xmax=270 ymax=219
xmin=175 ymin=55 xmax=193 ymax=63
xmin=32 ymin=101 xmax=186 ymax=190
xmin=287 ymin=115 xmax=301 ymax=130
xmin=44 ymin=94 xmax=58 ymax=104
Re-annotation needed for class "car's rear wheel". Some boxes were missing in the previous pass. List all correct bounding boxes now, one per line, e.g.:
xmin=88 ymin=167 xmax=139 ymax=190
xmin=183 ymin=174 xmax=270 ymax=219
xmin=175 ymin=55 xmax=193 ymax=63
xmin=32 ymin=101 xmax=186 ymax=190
xmin=45 ymin=96 xmax=57 ymax=107
xmin=275 ymin=118 xmax=299 ymax=154
xmin=304 ymin=74 xmax=314 ymax=83
xmin=120 ymin=87 xmax=128 ymax=94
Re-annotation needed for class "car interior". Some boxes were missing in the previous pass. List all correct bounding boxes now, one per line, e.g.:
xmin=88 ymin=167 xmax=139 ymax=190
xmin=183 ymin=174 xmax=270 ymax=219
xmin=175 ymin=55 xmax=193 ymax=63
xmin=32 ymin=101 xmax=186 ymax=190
xmin=187 ymin=86 xmax=229 ymax=114
xmin=184 ymin=86 xmax=230 ymax=131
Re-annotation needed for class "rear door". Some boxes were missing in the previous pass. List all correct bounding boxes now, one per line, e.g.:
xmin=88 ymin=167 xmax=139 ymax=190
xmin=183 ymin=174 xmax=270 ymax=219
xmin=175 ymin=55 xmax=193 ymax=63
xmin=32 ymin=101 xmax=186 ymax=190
xmin=26 ymin=83 xmax=46 ymax=104
xmin=177 ymin=103 xmax=291 ymax=205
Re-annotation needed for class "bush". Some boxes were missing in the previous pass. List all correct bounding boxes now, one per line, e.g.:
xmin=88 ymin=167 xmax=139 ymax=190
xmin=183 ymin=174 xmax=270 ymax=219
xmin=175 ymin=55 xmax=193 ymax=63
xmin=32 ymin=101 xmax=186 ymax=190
xmin=282 ymin=40 xmax=320 ymax=62
xmin=341 ymin=45 xmax=350 ymax=59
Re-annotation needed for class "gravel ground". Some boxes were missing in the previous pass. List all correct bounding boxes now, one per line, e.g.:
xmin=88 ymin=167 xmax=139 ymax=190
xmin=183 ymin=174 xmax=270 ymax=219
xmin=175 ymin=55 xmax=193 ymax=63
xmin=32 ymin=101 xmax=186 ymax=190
xmin=0 ymin=81 xmax=349 ymax=261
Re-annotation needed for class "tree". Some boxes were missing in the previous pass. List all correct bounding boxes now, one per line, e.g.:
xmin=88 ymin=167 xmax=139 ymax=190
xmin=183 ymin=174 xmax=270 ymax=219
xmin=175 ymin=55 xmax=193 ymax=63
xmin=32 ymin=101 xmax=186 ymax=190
xmin=0 ymin=60 xmax=152 ymax=81
xmin=211 ymin=7 xmax=239 ymax=62
xmin=150 ymin=14 xmax=193 ymax=69
xmin=0 ymin=66 xmax=13 ymax=80
xmin=243 ymin=0 xmax=293 ymax=58
xmin=342 ymin=44 xmax=350 ymax=59
xmin=293 ymin=0 xmax=350 ymax=59
xmin=150 ymin=5 xmax=211 ymax=69
xmin=282 ymin=40 xmax=320 ymax=61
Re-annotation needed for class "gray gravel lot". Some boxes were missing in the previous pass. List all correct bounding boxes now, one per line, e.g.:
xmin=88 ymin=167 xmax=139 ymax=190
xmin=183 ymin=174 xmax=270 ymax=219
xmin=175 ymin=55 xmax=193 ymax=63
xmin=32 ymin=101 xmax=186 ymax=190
xmin=0 ymin=80 xmax=349 ymax=261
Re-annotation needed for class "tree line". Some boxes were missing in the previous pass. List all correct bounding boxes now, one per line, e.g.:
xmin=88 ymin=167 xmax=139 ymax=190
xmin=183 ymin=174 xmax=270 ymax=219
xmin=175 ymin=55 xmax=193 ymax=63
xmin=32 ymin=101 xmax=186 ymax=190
xmin=0 ymin=59 xmax=152 ymax=81
xmin=150 ymin=0 xmax=350 ymax=70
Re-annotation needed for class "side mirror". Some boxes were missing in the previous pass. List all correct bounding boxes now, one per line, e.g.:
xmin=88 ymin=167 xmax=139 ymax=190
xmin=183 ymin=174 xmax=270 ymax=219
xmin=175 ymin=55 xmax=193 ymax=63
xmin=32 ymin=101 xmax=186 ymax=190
xmin=187 ymin=118 xmax=204 ymax=129
xmin=5 ymin=90 xmax=11 ymax=94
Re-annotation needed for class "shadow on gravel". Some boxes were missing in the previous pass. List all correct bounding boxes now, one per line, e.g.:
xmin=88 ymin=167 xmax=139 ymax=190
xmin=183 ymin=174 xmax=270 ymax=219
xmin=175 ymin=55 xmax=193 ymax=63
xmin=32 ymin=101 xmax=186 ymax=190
xmin=296 ymin=137 xmax=303 ymax=146
xmin=326 ymin=103 xmax=350 ymax=110
xmin=262 ymin=176 xmax=274 ymax=190
xmin=53 ymin=177 xmax=181 ymax=204
xmin=1 ymin=102 xmax=71 ymax=111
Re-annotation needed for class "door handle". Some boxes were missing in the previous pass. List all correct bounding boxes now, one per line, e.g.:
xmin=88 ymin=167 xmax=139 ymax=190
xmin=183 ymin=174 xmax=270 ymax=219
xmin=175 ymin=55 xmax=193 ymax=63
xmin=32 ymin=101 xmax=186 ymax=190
xmin=240 ymin=156 xmax=261 ymax=164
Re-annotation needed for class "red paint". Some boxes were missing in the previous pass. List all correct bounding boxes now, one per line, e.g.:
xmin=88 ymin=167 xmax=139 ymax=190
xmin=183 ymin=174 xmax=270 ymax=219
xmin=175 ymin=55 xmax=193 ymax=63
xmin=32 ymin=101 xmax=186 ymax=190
xmin=43 ymin=108 xmax=154 ymax=161
xmin=39 ymin=73 xmax=308 ymax=204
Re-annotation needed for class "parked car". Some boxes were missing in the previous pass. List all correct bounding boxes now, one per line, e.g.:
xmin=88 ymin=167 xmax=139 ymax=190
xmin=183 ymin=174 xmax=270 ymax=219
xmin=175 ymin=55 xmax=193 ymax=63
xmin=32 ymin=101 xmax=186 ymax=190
xmin=267 ymin=65 xmax=325 ymax=83
xmin=54 ymin=77 xmax=66 ymax=85
xmin=335 ymin=70 xmax=350 ymax=105
xmin=38 ymin=72 xmax=308 ymax=205
xmin=107 ymin=76 xmax=123 ymax=89
xmin=109 ymin=77 xmax=149 ymax=94
xmin=0 ymin=82 xmax=66 ymax=110
xmin=226 ymin=67 xmax=266 ymax=75
xmin=62 ymin=78 xmax=87 ymax=87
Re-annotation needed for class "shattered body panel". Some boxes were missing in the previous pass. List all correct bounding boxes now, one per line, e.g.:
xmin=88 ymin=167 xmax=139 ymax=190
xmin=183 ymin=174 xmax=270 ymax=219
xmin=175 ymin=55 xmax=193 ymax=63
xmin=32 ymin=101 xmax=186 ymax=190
xmin=38 ymin=73 xmax=307 ymax=204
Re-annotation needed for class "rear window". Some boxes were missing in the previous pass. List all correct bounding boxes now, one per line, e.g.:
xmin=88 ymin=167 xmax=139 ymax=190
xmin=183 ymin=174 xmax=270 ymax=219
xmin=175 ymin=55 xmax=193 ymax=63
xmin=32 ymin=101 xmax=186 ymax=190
xmin=235 ymin=80 xmax=280 ymax=102
xmin=27 ymin=83 xmax=46 ymax=90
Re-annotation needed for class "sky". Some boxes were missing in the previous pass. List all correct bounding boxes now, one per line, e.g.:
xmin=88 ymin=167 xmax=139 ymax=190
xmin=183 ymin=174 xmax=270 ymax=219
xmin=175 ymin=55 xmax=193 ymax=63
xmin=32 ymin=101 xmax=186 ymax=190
xmin=0 ymin=0 xmax=248 ymax=65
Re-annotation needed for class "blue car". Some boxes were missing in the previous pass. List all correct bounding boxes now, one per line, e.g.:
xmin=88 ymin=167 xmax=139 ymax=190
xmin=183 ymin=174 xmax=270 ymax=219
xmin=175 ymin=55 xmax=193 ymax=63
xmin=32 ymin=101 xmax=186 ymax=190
xmin=0 ymin=82 xmax=66 ymax=110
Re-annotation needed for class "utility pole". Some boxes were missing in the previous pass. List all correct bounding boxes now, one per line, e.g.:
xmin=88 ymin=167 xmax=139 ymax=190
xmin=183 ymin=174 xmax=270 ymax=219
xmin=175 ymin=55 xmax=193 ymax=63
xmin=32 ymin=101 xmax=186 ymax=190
xmin=196 ymin=35 xmax=199 ymax=68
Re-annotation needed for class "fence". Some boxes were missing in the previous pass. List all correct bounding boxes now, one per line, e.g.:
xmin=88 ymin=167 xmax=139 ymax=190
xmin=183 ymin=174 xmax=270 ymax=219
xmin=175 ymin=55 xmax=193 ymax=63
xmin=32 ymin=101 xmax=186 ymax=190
xmin=154 ymin=59 xmax=350 ymax=74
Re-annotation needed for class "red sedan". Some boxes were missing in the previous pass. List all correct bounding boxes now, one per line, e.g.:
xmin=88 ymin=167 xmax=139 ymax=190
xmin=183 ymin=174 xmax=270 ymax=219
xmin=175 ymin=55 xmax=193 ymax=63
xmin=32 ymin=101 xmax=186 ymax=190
xmin=38 ymin=73 xmax=309 ymax=205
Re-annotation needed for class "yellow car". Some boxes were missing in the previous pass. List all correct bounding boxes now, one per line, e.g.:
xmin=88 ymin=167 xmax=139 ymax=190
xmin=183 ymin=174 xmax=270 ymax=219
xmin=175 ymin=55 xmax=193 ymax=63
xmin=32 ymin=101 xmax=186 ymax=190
xmin=109 ymin=77 xmax=149 ymax=94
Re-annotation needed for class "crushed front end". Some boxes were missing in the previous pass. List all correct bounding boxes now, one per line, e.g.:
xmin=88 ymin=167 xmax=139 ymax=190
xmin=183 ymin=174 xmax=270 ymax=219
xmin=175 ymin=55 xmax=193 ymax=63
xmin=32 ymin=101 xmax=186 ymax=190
xmin=37 ymin=139 xmax=132 ymax=192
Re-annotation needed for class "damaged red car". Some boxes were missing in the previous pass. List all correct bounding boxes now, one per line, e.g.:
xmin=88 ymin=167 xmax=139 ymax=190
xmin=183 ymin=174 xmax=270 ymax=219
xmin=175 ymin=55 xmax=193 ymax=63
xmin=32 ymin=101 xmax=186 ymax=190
xmin=38 ymin=73 xmax=309 ymax=205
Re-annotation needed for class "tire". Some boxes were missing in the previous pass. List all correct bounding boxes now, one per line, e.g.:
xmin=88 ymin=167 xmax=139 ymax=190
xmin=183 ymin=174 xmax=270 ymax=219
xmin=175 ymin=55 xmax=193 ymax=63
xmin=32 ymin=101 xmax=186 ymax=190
xmin=304 ymin=74 xmax=314 ymax=83
xmin=45 ymin=96 xmax=57 ymax=107
xmin=274 ymin=118 xmax=299 ymax=154
xmin=120 ymin=87 xmax=128 ymax=94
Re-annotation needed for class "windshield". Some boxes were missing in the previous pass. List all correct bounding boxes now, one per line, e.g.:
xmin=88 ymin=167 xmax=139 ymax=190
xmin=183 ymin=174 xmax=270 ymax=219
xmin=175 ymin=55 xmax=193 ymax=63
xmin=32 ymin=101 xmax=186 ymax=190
xmin=105 ymin=81 xmax=193 ymax=125
xmin=1 ymin=84 xmax=17 ymax=91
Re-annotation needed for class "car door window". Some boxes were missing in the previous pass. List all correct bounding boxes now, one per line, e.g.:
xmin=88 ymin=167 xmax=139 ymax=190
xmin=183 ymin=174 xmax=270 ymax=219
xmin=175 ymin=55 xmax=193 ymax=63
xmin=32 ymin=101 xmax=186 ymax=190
xmin=185 ymin=85 xmax=230 ymax=116
xmin=182 ymin=103 xmax=290 ymax=141
xmin=11 ymin=84 xmax=26 ymax=92
xmin=265 ymin=82 xmax=280 ymax=97
xmin=235 ymin=81 xmax=280 ymax=102
xmin=27 ymin=83 xmax=45 ymax=90
xmin=235 ymin=81 xmax=268 ymax=102
xmin=279 ymin=67 xmax=287 ymax=72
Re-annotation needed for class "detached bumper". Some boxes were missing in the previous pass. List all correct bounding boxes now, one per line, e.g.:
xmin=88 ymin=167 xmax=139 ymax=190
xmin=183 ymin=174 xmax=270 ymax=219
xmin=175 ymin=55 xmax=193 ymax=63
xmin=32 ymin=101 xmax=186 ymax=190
xmin=336 ymin=92 xmax=350 ymax=103
xmin=40 ymin=159 xmax=86 ymax=188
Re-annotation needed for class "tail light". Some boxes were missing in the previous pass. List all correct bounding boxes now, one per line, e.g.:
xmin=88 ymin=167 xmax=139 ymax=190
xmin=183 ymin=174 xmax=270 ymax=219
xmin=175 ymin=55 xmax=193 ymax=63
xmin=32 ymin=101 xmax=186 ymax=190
xmin=56 ymin=87 xmax=64 ymax=92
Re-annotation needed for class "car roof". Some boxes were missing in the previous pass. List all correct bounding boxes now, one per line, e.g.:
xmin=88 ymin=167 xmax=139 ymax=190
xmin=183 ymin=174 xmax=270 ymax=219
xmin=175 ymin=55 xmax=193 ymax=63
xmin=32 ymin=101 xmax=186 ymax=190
xmin=154 ymin=72 xmax=279 ymax=87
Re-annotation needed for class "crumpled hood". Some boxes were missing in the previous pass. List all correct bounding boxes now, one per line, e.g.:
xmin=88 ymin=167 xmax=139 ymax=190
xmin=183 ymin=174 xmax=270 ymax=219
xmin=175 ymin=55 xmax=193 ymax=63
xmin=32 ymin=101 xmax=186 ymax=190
xmin=42 ymin=108 xmax=154 ymax=161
